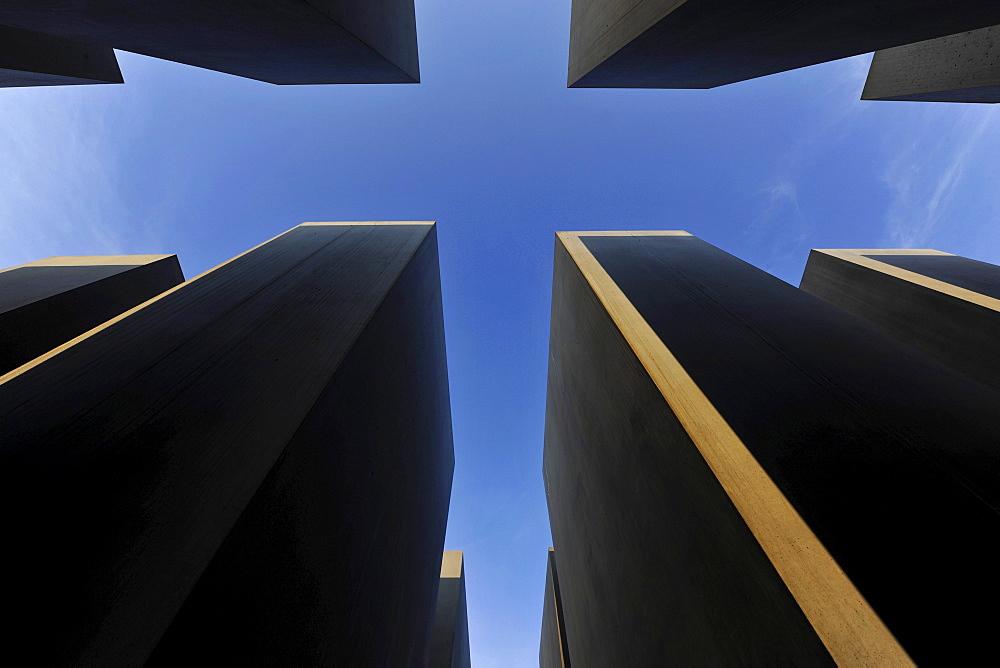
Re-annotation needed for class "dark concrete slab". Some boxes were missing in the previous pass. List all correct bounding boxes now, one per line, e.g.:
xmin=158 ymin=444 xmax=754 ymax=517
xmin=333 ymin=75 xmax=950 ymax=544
xmin=0 ymin=23 xmax=122 ymax=87
xmin=429 ymin=551 xmax=472 ymax=668
xmin=801 ymin=249 xmax=1000 ymax=392
xmin=539 ymin=548 xmax=570 ymax=668
xmin=568 ymin=0 xmax=1000 ymax=88
xmin=0 ymin=223 xmax=453 ymax=665
xmin=0 ymin=255 xmax=182 ymax=375
xmin=863 ymin=26 xmax=1000 ymax=102
xmin=0 ymin=0 xmax=418 ymax=84
xmin=544 ymin=237 xmax=834 ymax=665
xmin=563 ymin=234 xmax=1000 ymax=663
xmin=866 ymin=253 xmax=1000 ymax=299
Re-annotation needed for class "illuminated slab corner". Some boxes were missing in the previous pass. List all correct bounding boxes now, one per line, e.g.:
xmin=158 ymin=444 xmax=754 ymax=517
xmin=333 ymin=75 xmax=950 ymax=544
xmin=862 ymin=25 xmax=1000 ymax=102
xmin=0 ymin=23 xmax=122 ymax=88
xmin=567 ymin=0 xmax=1000 ymax=88
xmin=0 ymin=254 xmax=181 ymax=375
xmin=430 ymin=551 xmax=472 ymax=668
xmin=543 ymin=231 xmax=1000 ymax=664
xmin=800 ymin=248 xmax=1000 ymax=390
xmin=0 ymin=0 xmax=419 ymax=85
xmin=0 ymin=222 xmax=453 ymax=665
xmin=539 ymin=548 xmax=570 ymax=668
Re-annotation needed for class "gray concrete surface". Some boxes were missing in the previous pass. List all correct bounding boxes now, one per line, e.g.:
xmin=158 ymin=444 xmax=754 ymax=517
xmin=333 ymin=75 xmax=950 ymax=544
xmin=0 ymin=254 xmax=182 ymax=375
xmin=544 ymin=235 xmax=833 ymax=665
xmin=863 ymin=25 xmax=1000 ymax=102
xmin=0 ymin=223 xmax=453 ymax=665
xmin=801 ymin=249 xmax=1000 ymax=390
xmin=539 ymin=548 xmax=570 ymax=668
xmin=568 ymin=0 xmax=1000 ymax=88
xmin=0 ymin=23 xmax=122 ymax=87
xmin=430 ymin=551 xmax=472 ymax=668
xmin=544 ymin=232 xmax=1000 ymax=664
xmin=0 ymin=0 xmax=418 ymax=85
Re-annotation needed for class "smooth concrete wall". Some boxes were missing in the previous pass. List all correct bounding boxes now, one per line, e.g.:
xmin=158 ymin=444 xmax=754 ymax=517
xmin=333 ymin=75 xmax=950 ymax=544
xmin=800 ymin=249 xmax=1000 ymax=391
xmin=430 ymin=551 xmax=472 ymax=668
xmin=544 ymin=235 xmax=832 ymax=666
xmin=0 ymin=1 xmax=419 ymax=84
xmin=863 ymin=25 xmax=1000 ymax=102
xmin=544 ymin=232 xmax=1000 ymax=664
xmin=310 ymin=0 xmax=419 ymax=82
xmin=0 ymin=254 xmax=182 ymax=375
xmin=539 ymin=548 xmax=570 ymax=668
xmin=568 ymin=0 xmax=1000 ymax=88
xmin=0 ymin=23 xmax=122 ymax=87
xmin=0 ymin=223 xmax=453 ymax=665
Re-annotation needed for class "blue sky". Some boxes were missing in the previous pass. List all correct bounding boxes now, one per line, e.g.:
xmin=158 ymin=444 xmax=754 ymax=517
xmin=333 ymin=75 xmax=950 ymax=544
xmin=2 ymin=1 xmax=1000 ymax=665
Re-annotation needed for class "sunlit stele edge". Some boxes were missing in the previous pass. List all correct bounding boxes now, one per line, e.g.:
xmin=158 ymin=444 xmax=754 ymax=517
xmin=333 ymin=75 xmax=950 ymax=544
xmin=812 ymin=249 xmax=1000 ymax=314
xmin=558 ymin=230 xmax=913 ymax=666
xmin=0 ymin=222 xmax=435 ymax=386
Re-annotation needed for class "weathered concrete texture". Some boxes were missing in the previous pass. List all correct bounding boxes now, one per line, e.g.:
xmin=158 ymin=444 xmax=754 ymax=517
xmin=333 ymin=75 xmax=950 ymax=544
xmin=801 ymin=249 xmax=1000 ymax=392
xmin=545 ymin=233 xmax=1000 ymax=664
xmin=430 ymin=551 xmax=472 ymax=668
xmin=863 ymin=25 xmax=1000 ymax=102
xmin=568 ymin=0 xmax=1000 ymax=88
xmin=0 ymin=223 xmax=453 ymax=665
xmin=0 ymin=254 xmax=181 ymax=375
xmin=0 ymin=23 xmax=122 ymax=87
xmin=539 ymin=548 xmax=570 ymax=668
xmin=0 ymin=0 xmax=419 ymax=84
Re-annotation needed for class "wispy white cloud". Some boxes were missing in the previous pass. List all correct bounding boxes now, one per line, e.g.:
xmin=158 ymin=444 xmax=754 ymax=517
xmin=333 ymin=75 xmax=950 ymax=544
xmin=0 ymin=87 xmax=133 ymax=268
xmin=748 ymin=54 xmax=1000 ymax=279
xmin=881 ymin=106 xmax=1000 ymax=248
xmin=747 ymin=54 xmax=873 ymax=275
xmin=762 ymin=179 xmax=800 ymax=218
xmin=746 ymin=179 xmax=802 ymax=241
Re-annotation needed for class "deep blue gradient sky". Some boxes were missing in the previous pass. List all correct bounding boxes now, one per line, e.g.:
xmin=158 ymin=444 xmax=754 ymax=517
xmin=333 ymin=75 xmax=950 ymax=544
xmin=2 ymin=2 xmax=999 ymax=665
